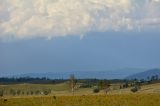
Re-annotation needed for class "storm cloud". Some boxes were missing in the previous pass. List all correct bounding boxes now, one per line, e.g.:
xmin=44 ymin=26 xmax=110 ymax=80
xmin=0 ymin=0 xmax=160 ymax=40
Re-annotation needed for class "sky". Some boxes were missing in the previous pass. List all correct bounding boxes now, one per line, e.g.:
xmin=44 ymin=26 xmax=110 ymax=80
xmin=0 ymin=0 xmax=160 ymax=76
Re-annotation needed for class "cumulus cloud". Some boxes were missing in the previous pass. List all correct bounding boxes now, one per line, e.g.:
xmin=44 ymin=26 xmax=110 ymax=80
xmin=0 ymin=0 xmax=160 ymax=40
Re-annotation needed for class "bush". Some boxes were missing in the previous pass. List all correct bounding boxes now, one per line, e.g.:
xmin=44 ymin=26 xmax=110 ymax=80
xmin=35 ymin=90 xmax=40 ymax=95
xmin=0 ymin=90 xmax=3 ymax=97
xmin=43 ymin=89 xmax=51 ymax=95
xmin=26 ymin=91 xmax=30 ymax=95
xmin=22 ymin=91 xmax=25 ymax=95
xmin=10 ymin=89 xmax=16 ymax=96
xmin=131 ymin=86 xmax=140 ymax=93
xmin=30 ymin=91 xmax=34 ymax=95
xmin=93 ymin=88 xmax=100 ymax=93
xmin=17 ymin=90 xmax=21 ymax=95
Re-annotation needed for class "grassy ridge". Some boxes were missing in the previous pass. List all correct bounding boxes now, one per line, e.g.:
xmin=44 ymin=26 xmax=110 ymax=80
xmin=0 ymin=83 xmax=69 ymax=91
xmin=0 ymin=83 xmax=160 ymax=106
xmin=1 ymin=83 xmax=160 ymax=96
xmin=0 ymin=94 xmax=160 ymax=106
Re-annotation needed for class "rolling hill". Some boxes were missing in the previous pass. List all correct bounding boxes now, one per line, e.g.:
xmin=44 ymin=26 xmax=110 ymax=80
xmin=126 ymin=69 xmax=160 ymax=80
xmin=9 ymin=68 xmax=145 ymax=79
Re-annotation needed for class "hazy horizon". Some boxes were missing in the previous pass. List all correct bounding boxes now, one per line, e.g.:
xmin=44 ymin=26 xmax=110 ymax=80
xmin=0 ymin=67 xmax=148 ymax=77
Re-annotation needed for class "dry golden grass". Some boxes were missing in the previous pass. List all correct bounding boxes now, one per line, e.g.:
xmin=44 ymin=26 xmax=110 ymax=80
xmin=1 ymin=83 xmax=160 ymax=96
xmin=0 ymin=83 xmax=160 ymax=106
xmin=0 ymin=83 xmax=69 ymax=92
xmin=0 ymin=94 xmax=160 ymax=106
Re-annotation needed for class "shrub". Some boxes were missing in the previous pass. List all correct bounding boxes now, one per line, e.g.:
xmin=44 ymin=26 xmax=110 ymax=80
xmin=30 ymin=91 xmax=34 ymax=95
xmin=0 ymin=90 xmax=3 ymax=97
xmin=35 ymin=90 xmax=40 ymax=95
xmin=26 ymin=91 xmax=30 ymax=95
xmin=93 ymin=88 xmax=100 ymax=93
xmin=22 ymin=91 xmax=25 ymax=95
xmin=43 ymin=89 xmax=51 ymax=95
xmin=17 ymin=90 xmax=21 ymax=95
xmin=10 ymin=89 xmax=16 ymax=96
xmin=131 ymin=86 xmax=140 ymax=93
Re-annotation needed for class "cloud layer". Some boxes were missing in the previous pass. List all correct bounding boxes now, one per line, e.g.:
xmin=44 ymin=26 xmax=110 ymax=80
xmin=0 ymin=0 xmax=160 ymax=40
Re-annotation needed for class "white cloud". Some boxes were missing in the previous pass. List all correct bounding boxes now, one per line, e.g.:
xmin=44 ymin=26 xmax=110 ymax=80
xmin=0 ymin=0 xmax=160 ymax=40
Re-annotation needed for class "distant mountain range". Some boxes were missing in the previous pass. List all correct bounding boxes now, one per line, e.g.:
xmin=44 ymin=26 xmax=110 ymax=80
xmin=126 ymin=69 xmax=160 ymax=80
xmin=9 ymin=68 xmax=146 ymax=79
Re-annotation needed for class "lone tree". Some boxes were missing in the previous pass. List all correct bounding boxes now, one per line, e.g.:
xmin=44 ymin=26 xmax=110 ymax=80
xmin=98 ymin=80 xmax=105 ymax=90
xmin=97 ymin=80 xmax=110 ymax=94
xmin=69 ymin=74 xmax=77 ymax=95
xmin=104 ymin=81 xmax=111 ymax=94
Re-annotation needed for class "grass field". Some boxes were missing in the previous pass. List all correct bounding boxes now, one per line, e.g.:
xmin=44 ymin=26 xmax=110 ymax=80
xmin=1 ymin=83 xmax=160 ymax=96
xmin=0 ymin=94 xmax=160 ymax=106
xmin=0 ymin=83 xmax=160 ymax=106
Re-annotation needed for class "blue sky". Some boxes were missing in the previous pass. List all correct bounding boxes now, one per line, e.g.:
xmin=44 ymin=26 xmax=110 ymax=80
xmin=0 ymin=0 xmax=160 ymax=76
xmin=1 ymin=31 xmax=160 ymax=76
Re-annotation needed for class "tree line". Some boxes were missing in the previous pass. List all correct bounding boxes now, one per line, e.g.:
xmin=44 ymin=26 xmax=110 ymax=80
xmin=0 ymin=77 xmax=67 ymax=85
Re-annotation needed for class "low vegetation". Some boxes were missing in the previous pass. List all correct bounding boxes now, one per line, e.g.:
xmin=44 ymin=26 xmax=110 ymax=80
xmin=0 ymin=94 xmax=160 ymax=106
xmin=93 ymin=88 xmax=100 ymax=93
xmin=0 ymin=75 xmax=159 ymax=105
